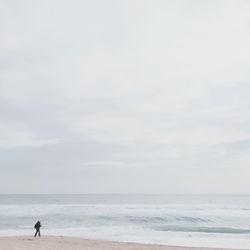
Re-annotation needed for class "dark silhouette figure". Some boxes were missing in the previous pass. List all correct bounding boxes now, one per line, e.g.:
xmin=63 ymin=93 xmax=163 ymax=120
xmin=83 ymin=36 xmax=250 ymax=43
xmin=34 ymin=221 xmax=41 ymax=237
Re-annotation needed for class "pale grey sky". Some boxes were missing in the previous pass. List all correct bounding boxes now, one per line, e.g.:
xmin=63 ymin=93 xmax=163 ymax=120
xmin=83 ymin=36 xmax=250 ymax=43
xmin=0 ymin=0 xmax=250 ymax=194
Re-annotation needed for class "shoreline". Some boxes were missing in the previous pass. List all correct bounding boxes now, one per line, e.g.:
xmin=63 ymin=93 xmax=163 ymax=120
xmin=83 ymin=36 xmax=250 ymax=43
xmin=0 ymin=236 xmax=242 ymax=250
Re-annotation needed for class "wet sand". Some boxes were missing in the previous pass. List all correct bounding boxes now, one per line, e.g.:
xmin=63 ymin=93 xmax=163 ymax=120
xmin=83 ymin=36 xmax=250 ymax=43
xmin=0 ymin=236 xmax=241 ymax=250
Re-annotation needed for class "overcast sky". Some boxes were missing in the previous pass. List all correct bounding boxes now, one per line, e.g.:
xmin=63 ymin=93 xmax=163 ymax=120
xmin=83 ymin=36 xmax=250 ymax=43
xmin=0 ymin=0 xmax=250 ymax=194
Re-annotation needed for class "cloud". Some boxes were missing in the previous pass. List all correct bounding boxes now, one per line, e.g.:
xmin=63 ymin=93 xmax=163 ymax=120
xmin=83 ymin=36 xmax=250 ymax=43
xmin=0 ymin=137 xmax=60 ymax=149
xmin=0 ymin=0 xmax=250 ymax=193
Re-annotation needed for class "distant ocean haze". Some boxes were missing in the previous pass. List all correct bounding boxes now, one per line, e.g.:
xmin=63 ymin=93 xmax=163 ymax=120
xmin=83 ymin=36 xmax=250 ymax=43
xmin=0 ymin=194 xmax=250 ymax=249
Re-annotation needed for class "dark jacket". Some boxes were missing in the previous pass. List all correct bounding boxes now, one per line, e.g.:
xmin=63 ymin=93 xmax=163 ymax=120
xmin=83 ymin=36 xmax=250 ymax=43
xmin=34 ymin=221 xmax=41 ymax=229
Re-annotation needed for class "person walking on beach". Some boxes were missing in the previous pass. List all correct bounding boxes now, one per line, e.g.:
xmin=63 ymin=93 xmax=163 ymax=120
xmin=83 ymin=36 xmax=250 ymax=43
xmin=34 ymin=221 xmax=42 ymax=237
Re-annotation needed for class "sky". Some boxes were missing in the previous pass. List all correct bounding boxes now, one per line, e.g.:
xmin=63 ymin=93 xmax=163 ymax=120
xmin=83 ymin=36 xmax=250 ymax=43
xmin=0 ymin=0 xmax=250 ymax=194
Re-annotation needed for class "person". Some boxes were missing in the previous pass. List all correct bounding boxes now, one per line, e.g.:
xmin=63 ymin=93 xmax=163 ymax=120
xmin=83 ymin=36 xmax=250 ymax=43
xmin=34 ymin=221 xmax=42 ymax=237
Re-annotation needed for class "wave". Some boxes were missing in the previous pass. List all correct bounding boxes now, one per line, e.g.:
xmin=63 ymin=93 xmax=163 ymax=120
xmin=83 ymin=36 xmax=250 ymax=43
xmin=95 ymin=215 xmax=211 ymax=224
xmin=155 ymin=225 xmax=250 ymax=234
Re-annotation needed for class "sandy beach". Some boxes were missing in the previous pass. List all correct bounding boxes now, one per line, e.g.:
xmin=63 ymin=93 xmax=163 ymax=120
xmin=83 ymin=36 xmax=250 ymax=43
xmin=0 ymin=236 xmax=241 ymax=250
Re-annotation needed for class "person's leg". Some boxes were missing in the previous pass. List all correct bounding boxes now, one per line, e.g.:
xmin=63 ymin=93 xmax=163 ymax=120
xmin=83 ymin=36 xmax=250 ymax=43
xmin=34 ymin=230 xmax=38 ymax=237
xmin=38 ymin=229 xmax=41 ymax=237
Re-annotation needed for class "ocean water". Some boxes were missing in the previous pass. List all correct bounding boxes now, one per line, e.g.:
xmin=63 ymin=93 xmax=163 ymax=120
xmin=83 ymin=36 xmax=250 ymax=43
xmin=0 ymin=194 xmax=250 ymax=248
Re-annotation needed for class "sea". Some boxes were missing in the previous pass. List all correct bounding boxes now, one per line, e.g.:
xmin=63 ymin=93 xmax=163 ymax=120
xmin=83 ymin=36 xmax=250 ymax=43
xmin=0 ymin=194 xmax=250 ymax=249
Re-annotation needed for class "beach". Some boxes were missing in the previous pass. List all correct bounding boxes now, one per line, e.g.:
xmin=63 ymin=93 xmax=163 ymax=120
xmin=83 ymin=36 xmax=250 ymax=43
xmin=0 ymin=236 xmax=241 ymax=250
xmin=1 ymin=195 xmax=250 ymax=249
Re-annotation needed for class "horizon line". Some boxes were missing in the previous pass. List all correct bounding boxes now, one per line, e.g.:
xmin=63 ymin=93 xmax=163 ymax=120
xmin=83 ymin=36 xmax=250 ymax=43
xmin=0 ymin=193 xmax=250 ymax=196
